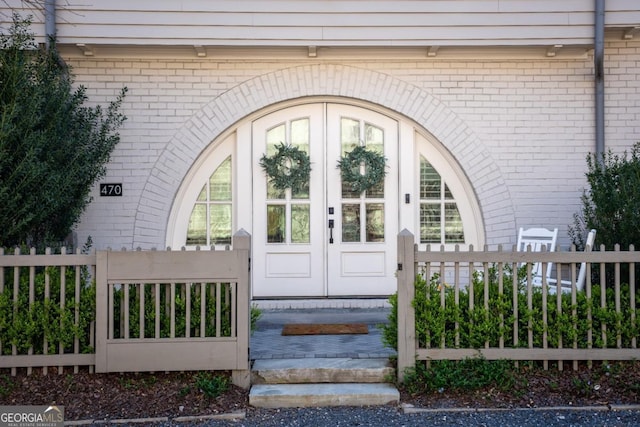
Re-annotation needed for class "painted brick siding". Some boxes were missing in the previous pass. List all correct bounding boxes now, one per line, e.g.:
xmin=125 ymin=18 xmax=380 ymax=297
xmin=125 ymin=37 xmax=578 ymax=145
xmin=69 ymin=38 xmax=640 ymax=250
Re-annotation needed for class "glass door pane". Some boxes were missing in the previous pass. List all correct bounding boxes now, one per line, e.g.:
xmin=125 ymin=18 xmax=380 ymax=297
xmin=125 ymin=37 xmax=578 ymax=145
xmin=265 ymin=118 xmax=311 ymax=243
xmin=267 ymin=205 xmax=286 ymax=243
xmin=365 ymin=203 xmax=384 ymax=242
xmin=339 ymin=117 xmax=385 ymax=243
xmin=342 ymin=203 xmax=360 ymax=242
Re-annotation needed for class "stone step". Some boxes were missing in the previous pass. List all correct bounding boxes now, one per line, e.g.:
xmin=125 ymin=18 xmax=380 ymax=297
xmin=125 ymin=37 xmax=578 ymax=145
xmin=251 ymin=357 xmax=394 ymax=384
xmin=249 ymin=383 xmax=400 ymax=408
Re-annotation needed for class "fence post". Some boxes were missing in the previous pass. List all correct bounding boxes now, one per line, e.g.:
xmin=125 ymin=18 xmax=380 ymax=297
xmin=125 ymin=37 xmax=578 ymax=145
xmin=397 ymin=229 xmax=416 ymax=383
xmin=232 ymin=229 xmax=251 ymax=389
xmin=95 ymin=251 xmax=108 ymax=373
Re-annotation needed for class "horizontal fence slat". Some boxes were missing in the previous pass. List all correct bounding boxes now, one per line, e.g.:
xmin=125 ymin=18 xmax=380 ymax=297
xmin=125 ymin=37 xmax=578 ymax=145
xmin=104 ymin=339 xmax=239 ymax=372
xmin=415 ymin=249 xmax=640 ymax=264
xmin=106 ymin=337 xmax=237 ymax=344
xmin=103 ymin=250 xmax=245 ymax=281
xmin=0 ymin=254 xmax=95 ymax=267
xmin=417 ymin=348 xmax=640 ymax=361
xmin=0 ymin=354 xmax=95 ymax=368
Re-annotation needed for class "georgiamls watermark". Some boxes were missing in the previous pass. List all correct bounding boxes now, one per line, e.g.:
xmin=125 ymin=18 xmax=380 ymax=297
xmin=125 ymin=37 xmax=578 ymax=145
xmin=0 ymin=406 xmax=64 ymax=427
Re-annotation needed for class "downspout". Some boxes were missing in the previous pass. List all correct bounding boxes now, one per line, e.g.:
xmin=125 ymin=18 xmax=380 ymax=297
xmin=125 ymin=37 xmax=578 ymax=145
xmin=594 ymin=0 xmax=605 ymax=156
xmin=44 ymin=0 xmax=56 ymax=50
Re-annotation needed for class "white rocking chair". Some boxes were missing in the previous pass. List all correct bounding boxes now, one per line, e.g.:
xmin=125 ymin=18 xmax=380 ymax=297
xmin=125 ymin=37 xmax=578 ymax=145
xmin=516 ymin=227 xmax=559 ymax=286
xmin=547 ymin=229 xmax=597 ymax=293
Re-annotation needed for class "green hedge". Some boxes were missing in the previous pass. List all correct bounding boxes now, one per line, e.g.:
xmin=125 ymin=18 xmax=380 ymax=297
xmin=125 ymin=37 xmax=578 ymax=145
xmin=0 ymin=265 xmax=95 ymax=355
xmin=383 ymin=266 xmax=640 ymax=352
xmin=112 ymin=283 xmax=236 ymax=339
xmin=1 ymin=270 xmax=261 ymax=356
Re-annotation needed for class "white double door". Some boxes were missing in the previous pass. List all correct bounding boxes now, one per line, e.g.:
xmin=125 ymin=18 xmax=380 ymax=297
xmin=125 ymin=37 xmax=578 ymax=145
xmin=252 ymin=103 xmax=398 ymax=298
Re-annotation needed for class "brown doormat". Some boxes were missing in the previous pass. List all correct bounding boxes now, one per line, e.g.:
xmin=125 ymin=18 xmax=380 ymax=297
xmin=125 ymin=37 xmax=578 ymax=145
xmin=281 ymin=323 xmax=369 ymax=336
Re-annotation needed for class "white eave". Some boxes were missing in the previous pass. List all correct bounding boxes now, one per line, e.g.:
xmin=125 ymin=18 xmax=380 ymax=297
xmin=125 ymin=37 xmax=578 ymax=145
xmin=1 ymin=0 xmax=639 ymax=59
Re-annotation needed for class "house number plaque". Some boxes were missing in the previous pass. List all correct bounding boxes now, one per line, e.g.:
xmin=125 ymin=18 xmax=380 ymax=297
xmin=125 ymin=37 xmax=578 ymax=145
xmin=100 ymin=183 xmax=123 ymax=197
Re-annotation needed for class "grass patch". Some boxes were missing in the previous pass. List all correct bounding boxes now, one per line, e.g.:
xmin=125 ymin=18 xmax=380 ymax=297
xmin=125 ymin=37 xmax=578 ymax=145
xmin=0 ymin=374 xmax=14 ymax=398
xmin=194 ymin=372 xmax=229 ymax=398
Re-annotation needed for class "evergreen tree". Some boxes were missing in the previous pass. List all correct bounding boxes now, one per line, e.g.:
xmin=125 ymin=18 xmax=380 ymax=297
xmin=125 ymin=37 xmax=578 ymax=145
xmin=570 ymin=142 xmax=640 ymax=287
xmin=0 ymin=15 xmax=127 ymax=247
xmin=570 ymin=142 xmax=640 ymax=252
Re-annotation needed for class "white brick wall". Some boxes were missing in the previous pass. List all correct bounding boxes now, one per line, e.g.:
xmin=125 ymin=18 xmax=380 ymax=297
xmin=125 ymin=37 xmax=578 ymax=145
xmin=70 ymin=38 xmax=640 ymax=251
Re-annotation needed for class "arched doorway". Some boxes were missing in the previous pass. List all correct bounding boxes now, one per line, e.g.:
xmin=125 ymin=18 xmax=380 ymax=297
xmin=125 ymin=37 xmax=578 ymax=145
xmin=166 ymin=100 xmax=483 ymax=298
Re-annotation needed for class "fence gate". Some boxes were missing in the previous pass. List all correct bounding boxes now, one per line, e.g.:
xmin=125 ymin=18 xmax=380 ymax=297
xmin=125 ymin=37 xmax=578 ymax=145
xmin=94 ymin=232 xmax=250 ymax=385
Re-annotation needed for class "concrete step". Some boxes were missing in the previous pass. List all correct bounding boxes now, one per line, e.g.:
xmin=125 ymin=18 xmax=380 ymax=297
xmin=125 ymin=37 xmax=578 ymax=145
xmin=251 ymin=358 xmax=394 ymax=384
xmin=249 ymin=383 xmax=400 ymax=408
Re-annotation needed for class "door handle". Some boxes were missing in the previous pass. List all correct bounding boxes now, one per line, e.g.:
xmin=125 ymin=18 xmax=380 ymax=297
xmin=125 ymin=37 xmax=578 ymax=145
xmin=328 ymin=220 xmax=334 ymax=244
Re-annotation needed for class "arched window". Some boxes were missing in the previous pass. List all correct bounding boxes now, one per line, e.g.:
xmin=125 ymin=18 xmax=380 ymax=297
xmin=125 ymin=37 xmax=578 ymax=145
xmin=166 ymin=133 xmax=236 ymax=250
xmin=186 ymin=156 xmax=233 ymax=246
xmin=419 ymin=156 xmax=464 ymax=244
xmin=414 ymin=132 xmax=482 ymax=249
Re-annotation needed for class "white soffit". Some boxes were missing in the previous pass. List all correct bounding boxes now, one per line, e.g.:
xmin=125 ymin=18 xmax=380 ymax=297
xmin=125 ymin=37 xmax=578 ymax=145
xmin=57 ymin=44 xmax=593 ymax=60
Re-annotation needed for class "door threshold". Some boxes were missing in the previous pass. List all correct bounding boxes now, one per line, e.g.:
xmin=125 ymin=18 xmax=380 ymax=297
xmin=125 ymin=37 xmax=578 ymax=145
xmin=251 ymin=298 xmax=391 ymax=310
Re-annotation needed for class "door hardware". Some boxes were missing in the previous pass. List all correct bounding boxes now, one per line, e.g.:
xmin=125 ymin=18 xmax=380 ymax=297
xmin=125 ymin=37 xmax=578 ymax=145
xmin=328 ymin=219 xmax=334 ymax=244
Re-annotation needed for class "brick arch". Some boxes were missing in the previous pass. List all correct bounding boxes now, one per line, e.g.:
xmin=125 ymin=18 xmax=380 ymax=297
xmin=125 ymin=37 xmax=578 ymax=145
xmin=133 ymin=64 xmax=514 ymax=248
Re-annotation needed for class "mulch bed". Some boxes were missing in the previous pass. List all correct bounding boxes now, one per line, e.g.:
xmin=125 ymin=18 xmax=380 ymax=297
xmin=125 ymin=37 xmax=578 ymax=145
xmin=401 ymin=361 xmax=640 ymax=409
xmin=0 ymin=370 xmax=248 ymax=421
xmin=1 ymin=361 xmax=639 ymax=421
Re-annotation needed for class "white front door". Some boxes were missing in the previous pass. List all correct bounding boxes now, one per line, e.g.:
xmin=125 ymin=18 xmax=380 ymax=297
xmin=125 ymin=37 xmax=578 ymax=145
xmin=252 ymin=103 xmax=398 ymax=298
xmin=252 ymin=104 xmax=325 ymax=298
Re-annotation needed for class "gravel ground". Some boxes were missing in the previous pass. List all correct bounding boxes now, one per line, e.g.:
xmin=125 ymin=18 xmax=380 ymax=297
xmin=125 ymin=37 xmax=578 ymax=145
xmin=172 ymin=406 xmax=640 ymax=427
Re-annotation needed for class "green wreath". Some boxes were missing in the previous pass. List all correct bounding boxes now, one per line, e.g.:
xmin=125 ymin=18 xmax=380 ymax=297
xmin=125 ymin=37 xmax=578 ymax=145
xmin=337 ymin=146 xmax=387 ymax=194
xmin=259 ymin=142 xmax=311 ymax=192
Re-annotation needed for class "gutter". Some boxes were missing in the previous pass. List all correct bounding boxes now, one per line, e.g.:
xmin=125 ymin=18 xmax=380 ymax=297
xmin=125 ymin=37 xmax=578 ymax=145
xmin=44 ymin=0 xmax=56 ymax=50
xmin=594 ymin=0 xmax=605 ymax=156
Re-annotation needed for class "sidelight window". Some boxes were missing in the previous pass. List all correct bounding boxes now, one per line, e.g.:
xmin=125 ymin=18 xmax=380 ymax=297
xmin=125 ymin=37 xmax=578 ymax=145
xmin=419 ymin=156 xmax=464 ymax=244
xmin=186 ymin=156 xmax=233 ymax=246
